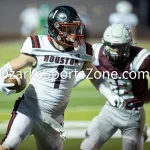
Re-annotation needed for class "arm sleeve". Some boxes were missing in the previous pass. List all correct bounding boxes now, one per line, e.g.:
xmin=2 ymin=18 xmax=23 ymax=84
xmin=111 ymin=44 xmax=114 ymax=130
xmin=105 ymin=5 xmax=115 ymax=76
xmin=92 ymin=43 xmax=102 ymax=66
xmin=92 ymin=78 xmax=116 ymax=100
xmin=73 ymin=44 xmax=99 ymax=87
xmin=73 ymin=71 xmax=86 ymax=87
xmin=74 ymin=71 xmax=116 ymax=102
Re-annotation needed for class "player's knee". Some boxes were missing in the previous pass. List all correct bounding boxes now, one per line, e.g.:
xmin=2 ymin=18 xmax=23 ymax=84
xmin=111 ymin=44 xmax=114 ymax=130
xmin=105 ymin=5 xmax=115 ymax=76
xmin=0 ymin=145 xmax=8 ymax=150
xmin=80 ymin=138 xmax=99 ymax=150
xmin=122 ymin=136 xmax=139 ymax=150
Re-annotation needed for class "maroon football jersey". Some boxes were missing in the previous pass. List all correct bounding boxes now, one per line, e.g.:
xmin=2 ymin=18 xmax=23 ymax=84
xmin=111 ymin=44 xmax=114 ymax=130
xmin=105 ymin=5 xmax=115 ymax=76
xmin=93 ymin=44 xmax=150 ymax=108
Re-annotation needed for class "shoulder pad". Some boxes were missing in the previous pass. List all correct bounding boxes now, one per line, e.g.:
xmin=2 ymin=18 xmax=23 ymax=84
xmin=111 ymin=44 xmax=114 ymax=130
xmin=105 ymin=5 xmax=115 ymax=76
xmin=130 ymin=48 xmax=150 ymax=71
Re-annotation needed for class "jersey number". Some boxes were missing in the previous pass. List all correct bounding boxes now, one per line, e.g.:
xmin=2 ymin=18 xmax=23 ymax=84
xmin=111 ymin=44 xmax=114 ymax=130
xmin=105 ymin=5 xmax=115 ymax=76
xmin=54 ymin=65 xmax=64 ymax=89
xmin=108 ymin=78 xmax=134 ymax=100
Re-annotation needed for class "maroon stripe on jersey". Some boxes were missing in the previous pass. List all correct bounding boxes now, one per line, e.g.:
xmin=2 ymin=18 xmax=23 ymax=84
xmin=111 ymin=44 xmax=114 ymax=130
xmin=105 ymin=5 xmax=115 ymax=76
xmin=85 ymin=42 xmax=92 ymax=56
xmin=30 ymin=36 xmax=35 ymax=48
xmin=32 ymin=36 xmax=38 ymax=48
xmin=95 ymin=45 xmax=104 ymax=69
xmin=99 ymin=45 xmax=104 ymax=57
xmin=99 ymin=45 xmax=104 ymax=58
xmin=30 ymin=36 xmax=39 ymax=48
xmin=35 ymin=35 xmax=41 ymax=48
xmin=1 ymin=111 xmax=17 ymax=144
xmin=30 ymin=35 xmax=41 ymax=48
xmin=48 ymin=35 xmax=51 ymax=42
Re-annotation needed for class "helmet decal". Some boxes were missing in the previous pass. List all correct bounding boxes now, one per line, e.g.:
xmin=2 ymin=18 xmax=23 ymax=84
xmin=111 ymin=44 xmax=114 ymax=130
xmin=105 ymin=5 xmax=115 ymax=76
xmin=52 ymin=10 xmax=58 ymax=18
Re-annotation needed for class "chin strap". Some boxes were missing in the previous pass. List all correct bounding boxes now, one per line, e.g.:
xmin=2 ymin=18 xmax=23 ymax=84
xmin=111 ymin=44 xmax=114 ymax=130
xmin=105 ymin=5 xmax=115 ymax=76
xmin=46 ymin=26 xmax=56 ymax=40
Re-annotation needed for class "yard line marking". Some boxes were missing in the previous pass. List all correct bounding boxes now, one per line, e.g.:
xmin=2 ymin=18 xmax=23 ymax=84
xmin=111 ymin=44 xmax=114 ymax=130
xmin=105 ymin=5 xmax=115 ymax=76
xmin=0 ymin=121 xmax=150 ymax=142
xmin=66 ymin=106 xmax=102 ymax=111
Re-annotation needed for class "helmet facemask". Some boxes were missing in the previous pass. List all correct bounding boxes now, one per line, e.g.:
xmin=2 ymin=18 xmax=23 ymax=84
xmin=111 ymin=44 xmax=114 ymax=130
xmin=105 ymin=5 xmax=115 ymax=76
xmin=53 ymin=22 xmax=84 ymax=50
xmin=104 ymin=42 xmax=130 ymax=65
xmin=102 ymin=23 xmax=133 ymax=66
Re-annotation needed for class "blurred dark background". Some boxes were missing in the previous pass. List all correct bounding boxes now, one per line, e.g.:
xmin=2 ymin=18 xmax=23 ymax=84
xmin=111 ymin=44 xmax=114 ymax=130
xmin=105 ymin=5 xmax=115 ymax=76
xmin=0 ymin=0 xmax=150 ymax=40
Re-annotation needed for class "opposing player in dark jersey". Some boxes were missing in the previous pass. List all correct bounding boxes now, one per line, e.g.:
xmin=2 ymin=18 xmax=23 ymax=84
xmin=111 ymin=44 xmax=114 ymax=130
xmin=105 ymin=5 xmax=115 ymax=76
xmin=0 ymin=6 xmax=122 ymax=150
xmin=74 ymin=23 xmax=149 ymax=150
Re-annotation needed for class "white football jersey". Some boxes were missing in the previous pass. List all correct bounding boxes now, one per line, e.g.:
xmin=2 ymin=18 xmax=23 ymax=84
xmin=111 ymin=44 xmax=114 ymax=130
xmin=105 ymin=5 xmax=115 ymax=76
xmin=20 ymin=8 xmax=39 ymax=28
xmin=18 ymin=35 xmax=93 ymax=121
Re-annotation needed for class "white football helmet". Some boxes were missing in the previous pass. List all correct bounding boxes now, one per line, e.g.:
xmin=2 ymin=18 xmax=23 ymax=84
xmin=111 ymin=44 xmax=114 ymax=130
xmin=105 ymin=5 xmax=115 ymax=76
xmin=116 ymin=1 xmax=133 ymax=13
xmin=102 ymin=23 xmax=133 ymax=65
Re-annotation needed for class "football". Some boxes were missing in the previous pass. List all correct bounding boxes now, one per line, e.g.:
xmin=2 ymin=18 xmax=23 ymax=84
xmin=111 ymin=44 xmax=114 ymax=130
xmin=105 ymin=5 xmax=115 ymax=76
xmin=4 ymin=72 xmax=27 ymax=93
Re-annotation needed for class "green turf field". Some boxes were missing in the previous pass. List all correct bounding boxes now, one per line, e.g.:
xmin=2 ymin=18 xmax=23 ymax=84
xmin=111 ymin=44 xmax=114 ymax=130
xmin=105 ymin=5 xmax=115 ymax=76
xmin=0 ymin=40 xmax=150 ymax=149
xmin=0 ymin=135 xmax=149 ymax=150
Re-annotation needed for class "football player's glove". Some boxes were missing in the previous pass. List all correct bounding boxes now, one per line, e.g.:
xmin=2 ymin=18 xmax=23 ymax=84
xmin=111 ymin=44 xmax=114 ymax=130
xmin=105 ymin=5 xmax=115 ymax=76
xmin=0 ymin=63 xmax=16 ymax=95
xmin=93 ymin=77 xmax=126 ymax=109
xmin=0 ymin=78 xmax=16 ymax=95
xmin=108 ymin=95 xmax=125 ymax=109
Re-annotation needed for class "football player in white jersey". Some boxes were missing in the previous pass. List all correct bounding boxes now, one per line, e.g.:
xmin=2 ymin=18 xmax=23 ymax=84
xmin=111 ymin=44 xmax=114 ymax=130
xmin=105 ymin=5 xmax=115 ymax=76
xmin=74 ymin=24 xmax=150 ymax=150
xmin=0 ymin=6 xmax=124 ymax=150
xmin=109 ymin=1 xmax=138 ymax=38
xmin=19 ymin=4 xmax=39 ymax=39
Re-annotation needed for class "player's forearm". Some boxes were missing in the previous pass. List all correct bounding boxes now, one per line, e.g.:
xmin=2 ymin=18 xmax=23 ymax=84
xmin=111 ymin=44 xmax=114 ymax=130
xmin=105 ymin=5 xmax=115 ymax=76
xmin=92 ymin=78 xmax=115 ymax=100
xmin=82 ymin=61 xmax=114 ymax=98
xmin=98 ymin=79 xmax=113 ymax=99
xmin=0 ymin=61 xmax=25 ymax=78
xmin=74 ymin=71 xmax=86 ymax=87
xmin=0 ymin=54 xmax=35 ymax=78
xmin=0 ymin=61 xmax=26 ymax=79
xmin=10 ymin=54 xmax=36 ymax=71
xmin=9 ymin=57 xmax=28 ymax=71
xmin=83 ymin=62 xmax=99 ymax=82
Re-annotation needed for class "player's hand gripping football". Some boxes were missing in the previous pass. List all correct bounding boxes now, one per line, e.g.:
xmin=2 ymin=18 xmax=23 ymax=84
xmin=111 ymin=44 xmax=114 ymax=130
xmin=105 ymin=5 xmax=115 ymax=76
xmin=108 ymin=95 xmax=126 ymax=109
xmin=0 ymin=77 xmax=16 ymax=95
